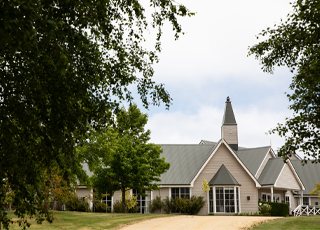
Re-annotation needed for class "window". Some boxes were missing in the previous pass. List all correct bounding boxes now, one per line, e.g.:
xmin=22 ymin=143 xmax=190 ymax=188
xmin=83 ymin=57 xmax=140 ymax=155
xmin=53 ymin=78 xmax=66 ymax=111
xmin=262 ymin=194 xmax=266 ymax=201
xmin=102 ymin=192 xmax=112 ymax=210
xmin=303 ymin=197 xmax=309 ymax=206
xmin=285 ymin=196 xmax=290 ymax=207
xmin=132 ymin=189 xmax=151 ymax=213
xmin=262 ymin=193 xmax=278 ymax=202
xmin=209 ymin=186 xmax=240 ymax=213
xmin=171 ymin=188 xmax=190 ymax=199
xmin=229 ymin=129 xmax=232 ymax=134
xmin=273 ymin=195 xmax=280 ymax=203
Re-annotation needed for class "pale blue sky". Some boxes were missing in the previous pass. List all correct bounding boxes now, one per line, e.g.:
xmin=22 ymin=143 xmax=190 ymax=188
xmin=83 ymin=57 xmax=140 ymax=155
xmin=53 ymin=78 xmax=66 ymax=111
xmin=133 ymin=0 xmax=297 ymax=156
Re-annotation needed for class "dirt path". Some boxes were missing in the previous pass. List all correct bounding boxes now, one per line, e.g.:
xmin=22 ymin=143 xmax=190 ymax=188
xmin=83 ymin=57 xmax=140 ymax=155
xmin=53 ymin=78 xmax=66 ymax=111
xmin=118 ymin=215 xmax=282 ymax=230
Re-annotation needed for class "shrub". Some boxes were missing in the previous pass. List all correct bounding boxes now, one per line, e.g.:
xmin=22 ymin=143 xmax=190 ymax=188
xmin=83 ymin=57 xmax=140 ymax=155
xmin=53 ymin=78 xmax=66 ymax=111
xmin=163 ymin=196 xmax=176 ymax=214
xmin=189 ymin=195 xmax=205 ymax=215
xmin=259 ymin=201 xmax=289 ymax=216
xmin=162 ymin=196 xmax=205 ymax=215
xmin=258 ymin=202 xmax=271 ymax=214
xmin=175 ymin=197 xmax=190 ymax=213
xmin=150 ymin=196 xmax=163 ymax=213
xmin=112 ymin=200 xmax=139 ymax=213
xmin=93 ymin=201 xmax=110 ymax=213
xmin=65 ymin=195 xmax=89 ymax=212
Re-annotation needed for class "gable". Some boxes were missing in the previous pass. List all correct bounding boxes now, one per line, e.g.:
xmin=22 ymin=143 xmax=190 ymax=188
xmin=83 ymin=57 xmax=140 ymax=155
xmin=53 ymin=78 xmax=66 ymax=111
xmin=274 ymin=163 xmax=301 ymax=190
xmin=258 ymin=158 xmax=284 ymax=185
xmin=209 ymin=164 xmax=240 ymax=185
xmin=191 ymin=139 xmax=260 ymax=187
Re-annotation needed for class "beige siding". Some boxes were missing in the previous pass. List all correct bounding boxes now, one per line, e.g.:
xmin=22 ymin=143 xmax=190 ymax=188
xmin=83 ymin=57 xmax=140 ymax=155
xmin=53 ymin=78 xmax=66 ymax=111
xmin=311 ymin=197 xmax=320 ymax=206
xmin=222 ymin=125 xmax=238 ymax=144
xmin=275 ymin=164 xmax=301 ymax=190
xmin=193 ymin=143 xmax=258 ymax=215
xmin=256 ymin=151 xmax=273 ymax=179
xmin=75 ymin=188 xmax=91 ymax=199
xmin=152 ymin=187 xmax=169 ymax=200
xmin=113 ymin=190 xmax=122 ymax=203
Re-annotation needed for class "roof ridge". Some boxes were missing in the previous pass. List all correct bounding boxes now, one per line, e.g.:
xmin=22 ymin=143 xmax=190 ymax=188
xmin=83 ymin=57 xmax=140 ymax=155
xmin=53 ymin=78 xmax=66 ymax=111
xmin=237 ymin=146 xmax=270 ymax=151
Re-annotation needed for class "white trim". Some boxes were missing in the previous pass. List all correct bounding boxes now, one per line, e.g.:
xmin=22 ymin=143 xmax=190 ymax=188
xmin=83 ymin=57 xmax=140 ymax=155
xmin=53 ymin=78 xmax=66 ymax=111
xmin=190 ymin=139 xmax=261 ymax=188
xmin=168 ymin=187 xmax=171 ymax=198
xmin=207 ymin=192 xmax=210 ymax=214
xmin=255 ymin=148 xmax=274 ymax=178
xmin=190 ymin=187 xmax=192 ymax=197
xmin=160 ymin=185 xmax=191 ymax=188
xmin=151 ymin=191 xmax=153 ymax=201
xmin=111 ymin=196 xmax=114 ymax=212
xmin=238 ymin=187 xmax=241 ymax=213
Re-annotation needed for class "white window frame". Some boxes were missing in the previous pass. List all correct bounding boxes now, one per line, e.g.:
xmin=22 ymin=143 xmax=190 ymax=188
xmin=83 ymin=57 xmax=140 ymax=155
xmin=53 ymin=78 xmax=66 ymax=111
xmin=285 ymin=195 xmax=290 ymax=207
xmin=209 ymin=186 xmax=241 ymax=214
xmin=261 ymin=193 xmax=280 ymax=202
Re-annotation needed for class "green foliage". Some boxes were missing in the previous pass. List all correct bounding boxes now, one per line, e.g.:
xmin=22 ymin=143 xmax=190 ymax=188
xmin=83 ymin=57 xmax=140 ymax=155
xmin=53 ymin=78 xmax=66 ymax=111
xmin=201 ymin=179 xmax=210 ymax=195
xmin=258 ymin=202 xmax=272 ymax=215
xmin=112 ymin=200 xmax=139 ymax=213
xmin=259 ymin=201 xmax=288 ymax=217
xmin=163 ymin=197 xmax=176 ymax=214
xmin=189 ymin=196 xmax=206 ymax=215
xmin=248 ymin=0 xmax=320 ymax=163
xmin=149 ymin=196 xmax=164 ymax=213
xmin=0 ymin=0 xmax=192 ymax=228
xmin=162 ymin=196 xmax=205 ymax=215
xmin=65 ymin=195 xmax=89 ymax=212
xmin=93 ymin=202 xmax=109 ymax=213
xmin=79 ymin=104 xmax=170 ymax=212
xmin=310 ymin=182 xmax=320 ymax=198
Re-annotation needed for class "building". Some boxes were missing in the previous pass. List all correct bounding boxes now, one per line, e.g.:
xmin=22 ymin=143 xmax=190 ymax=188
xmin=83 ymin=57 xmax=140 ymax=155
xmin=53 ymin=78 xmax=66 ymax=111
xmin=77 ymin=97 xmax=320 ymax=214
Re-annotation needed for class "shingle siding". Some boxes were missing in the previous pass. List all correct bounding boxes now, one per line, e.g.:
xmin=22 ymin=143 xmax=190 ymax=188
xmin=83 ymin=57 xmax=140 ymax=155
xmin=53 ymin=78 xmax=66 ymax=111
xmin=192 ymin=143 xmax=258 ymax=215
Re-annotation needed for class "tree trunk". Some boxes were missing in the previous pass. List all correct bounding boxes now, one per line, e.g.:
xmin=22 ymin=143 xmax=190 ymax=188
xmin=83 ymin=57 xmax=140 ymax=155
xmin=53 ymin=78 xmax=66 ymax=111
xmin=121 ymin=188 xmax=127 ymax=213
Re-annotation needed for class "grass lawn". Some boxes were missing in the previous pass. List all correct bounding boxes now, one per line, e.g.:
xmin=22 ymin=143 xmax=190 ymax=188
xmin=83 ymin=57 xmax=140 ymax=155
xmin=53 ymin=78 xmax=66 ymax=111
xmin=6 ymin=211 xmax=172 ymax=230
xmin=252 ymin=215 xmax=320 ymax=229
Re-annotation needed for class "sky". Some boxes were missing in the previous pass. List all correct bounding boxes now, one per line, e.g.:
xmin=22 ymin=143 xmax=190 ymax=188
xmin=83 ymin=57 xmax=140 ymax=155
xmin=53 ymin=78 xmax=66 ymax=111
xmin=135 ymin=0 xmax=298 ymax=156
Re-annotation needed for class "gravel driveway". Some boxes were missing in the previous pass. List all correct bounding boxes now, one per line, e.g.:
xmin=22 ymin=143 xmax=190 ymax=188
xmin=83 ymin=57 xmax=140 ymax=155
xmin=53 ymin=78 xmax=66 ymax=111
xmin=118 ymin=215 xmax=282 ymax=230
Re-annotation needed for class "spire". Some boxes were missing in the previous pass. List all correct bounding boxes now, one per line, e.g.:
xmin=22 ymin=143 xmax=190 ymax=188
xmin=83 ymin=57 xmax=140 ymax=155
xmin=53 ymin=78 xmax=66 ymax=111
xmin=222 ymin=96 xmax=237 ymax=125
xmin=221 ymin=96 xmax=238 ymax=151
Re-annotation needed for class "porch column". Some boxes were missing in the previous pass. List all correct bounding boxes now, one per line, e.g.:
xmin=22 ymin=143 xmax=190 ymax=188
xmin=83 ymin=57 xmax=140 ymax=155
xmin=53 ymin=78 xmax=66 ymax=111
xmin=271 ymin=187 xmax=274 ymax=202
xmin=300 ymin=189 xmax=303 ymax=205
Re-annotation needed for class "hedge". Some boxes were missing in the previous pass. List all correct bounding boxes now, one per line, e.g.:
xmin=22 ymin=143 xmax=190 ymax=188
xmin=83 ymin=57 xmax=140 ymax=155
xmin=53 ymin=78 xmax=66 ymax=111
xmin=259 ymin=201 xmax=289 ymax=216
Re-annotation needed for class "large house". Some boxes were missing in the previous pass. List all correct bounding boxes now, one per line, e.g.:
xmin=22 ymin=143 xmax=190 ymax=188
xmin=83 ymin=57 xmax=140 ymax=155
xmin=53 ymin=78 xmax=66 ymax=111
xmin=77 ymin=97 xmax=320 ymax=215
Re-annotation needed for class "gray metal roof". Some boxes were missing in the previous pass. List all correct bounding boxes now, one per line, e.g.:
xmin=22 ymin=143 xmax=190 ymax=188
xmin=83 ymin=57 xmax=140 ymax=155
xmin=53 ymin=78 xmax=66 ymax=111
xmin=291 ymin=160 xmax=320 ymax=195
xmin=199 ymin=140 xmax=218 ymax=145
xmin=209 ymin=164 xmax=240 ymax=185
xmin=258 ymin=158 xmax=284 ymax=185
xmin=159 ymin=144 xmax=217 ymax=185
xmin=222 ymin=99 xmax=236 ymax=125
xmin=236 ymin=146 xmax=270 ymax=176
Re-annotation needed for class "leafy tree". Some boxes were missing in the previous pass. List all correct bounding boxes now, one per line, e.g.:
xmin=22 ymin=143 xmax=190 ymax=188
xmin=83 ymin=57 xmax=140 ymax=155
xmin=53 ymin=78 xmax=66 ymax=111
xmin=79 ymin=104 xmax=170 ymax=212
xmin=248 ymin=0 xmax=320 ymax=163
xmin=310 ymin=182 xmax=320 ymax=198
xmin=0 ymin=0 xmax=192 ymax=228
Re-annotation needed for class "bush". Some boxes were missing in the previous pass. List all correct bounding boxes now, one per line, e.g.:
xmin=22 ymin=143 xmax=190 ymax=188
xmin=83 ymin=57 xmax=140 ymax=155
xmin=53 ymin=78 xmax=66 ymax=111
xmin=162 ymin=196 xmax=205 ymax=215
xmin=93 ymin=201 xmax=110 ymax=213
xmin=65 ymin=195 xmax=89 ymax=212
xmin=259 ymin=201 xmax=289 ymax=216
xmin=150 ymin=196 xmax=163 ymax=213
xmin=112 ymin=200 xmax=139 ymax=213
xmin=163 ymin=196 xmax=176 ymax=214
xmin=175 ymin=197 xmax=190 ymax=213
xmin=189 ymin=196 xmax=205 ymax=215
xmin=258 ymin=202 xmax=271 ymax=214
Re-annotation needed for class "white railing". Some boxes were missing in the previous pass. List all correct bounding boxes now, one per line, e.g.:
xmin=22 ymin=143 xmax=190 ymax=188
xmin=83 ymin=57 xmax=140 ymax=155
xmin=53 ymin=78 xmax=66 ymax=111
xmin=293 ymin=205 xmax=320 ymax=216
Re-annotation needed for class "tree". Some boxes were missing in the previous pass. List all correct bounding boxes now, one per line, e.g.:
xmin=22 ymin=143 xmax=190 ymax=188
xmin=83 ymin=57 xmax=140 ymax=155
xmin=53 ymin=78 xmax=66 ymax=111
xmin=310 ymin=182 xmax=320 ymax=198
xmin=78 ymin=104 xmax=170 ymax=212
xmin=248 ymin=0 xmax=320 ymax=163
xmin=0 ymin=0 xmax=192 ymax=228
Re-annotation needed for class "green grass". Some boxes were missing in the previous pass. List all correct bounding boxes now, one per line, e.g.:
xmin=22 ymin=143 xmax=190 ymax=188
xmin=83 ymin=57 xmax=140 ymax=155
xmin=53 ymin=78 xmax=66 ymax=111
xmin=252 ymin=215 xmax=320 ymax=229
xmin=6 ymin=211 xmax=172 ymax=230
